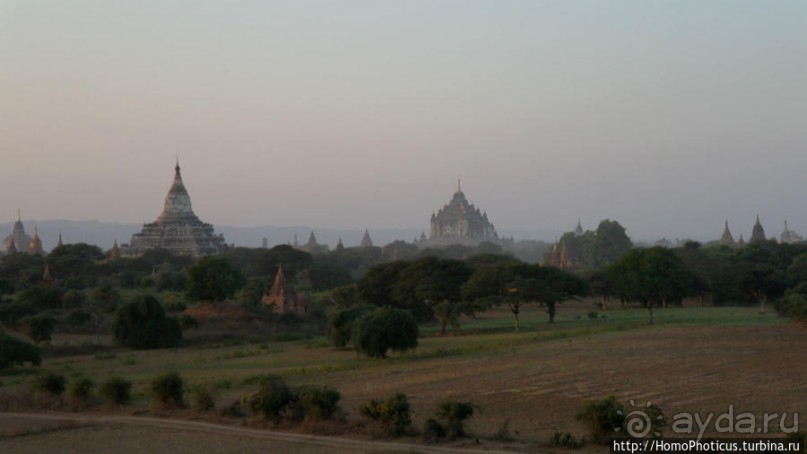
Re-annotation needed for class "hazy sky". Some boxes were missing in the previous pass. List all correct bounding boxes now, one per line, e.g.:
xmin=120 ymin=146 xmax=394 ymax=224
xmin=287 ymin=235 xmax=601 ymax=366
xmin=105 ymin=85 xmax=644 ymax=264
xmin=1 ymin=1 xmax=805 ymax=241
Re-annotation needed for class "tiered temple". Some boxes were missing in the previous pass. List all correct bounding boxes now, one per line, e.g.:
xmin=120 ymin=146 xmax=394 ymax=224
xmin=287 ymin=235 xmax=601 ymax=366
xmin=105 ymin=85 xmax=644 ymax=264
xmin=749 ymin=215 xmax=767 ymax=244
xmin=2 ymin=210 xmax=34 ymax=255
xmin=424 ymin=180 xmax=497 ymax=246
xmin=121 ymin=162 xmax=226 ymax=257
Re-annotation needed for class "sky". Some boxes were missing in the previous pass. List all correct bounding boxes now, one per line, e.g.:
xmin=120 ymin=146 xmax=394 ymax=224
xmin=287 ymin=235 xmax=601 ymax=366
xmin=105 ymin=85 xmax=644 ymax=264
xmin=1 ymin=1 xmax=805 ymax=242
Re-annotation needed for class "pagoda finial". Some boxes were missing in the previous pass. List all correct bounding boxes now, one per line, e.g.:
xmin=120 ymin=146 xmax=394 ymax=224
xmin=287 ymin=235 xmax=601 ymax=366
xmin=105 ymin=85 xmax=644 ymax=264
xmin=16 ymin=209 xmax=20 ymax=222
xmin=175 ymin=157 xmax=181 ymax=176
xmin=456 ymin=178 xmax=462 ymax=194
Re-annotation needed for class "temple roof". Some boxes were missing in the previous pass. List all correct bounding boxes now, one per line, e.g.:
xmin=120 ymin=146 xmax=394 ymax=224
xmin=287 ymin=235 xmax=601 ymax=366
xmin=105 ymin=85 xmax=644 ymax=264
xmin=750 ymin=215 xmax=766 ymax=243
xmin=156 ymin=161 xmax=199 ymax=224
xmin=720 ymin=220 xmax=735 ymax=245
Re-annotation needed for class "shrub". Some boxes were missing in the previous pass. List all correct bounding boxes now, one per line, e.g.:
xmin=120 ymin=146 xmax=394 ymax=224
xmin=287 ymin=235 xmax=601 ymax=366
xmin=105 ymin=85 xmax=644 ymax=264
xmin=35 ymin=373 xmax=66 ymax=396
xmin=296 ymin=385 xmax=341 ymax=420
xmin=327 ymin=304 xmax=375 ymax=348
xmin=435 ymin=401 xmax=475 ymax=439
xmin=551 ymin=430 xmax=585 ymax=448
xmin=178 ymin=314 xmax=199 ymax=331
xmin=423 ymin=418 xmax=447 ymax=443
xmin=359 ymin=393 xmax=412 ymax=436
xmin=99 ymin=377 xmax=132 ymax=406
xmin=578 ymin=397 xmax=666 ymax=443
xmin=21 ymin=316 xmax=55 ymax=344
xmin=577 ymin=396 xmax=625 ymax=444
xmin=352 ymin=308 xmax=419 ymax=358
xmin=775 ymin=293 xmax=807 ymax=322
xmin=0 ymin=330 xmax=41 ymax=369
xmin=193 ymin=385 xmax=216 ymax=411
xmin=151 ymin=372 xmax=184 ymax=408
xmin=113 ymin=295 xmax=182 ymax=349
xmin=68 ymin=377 xmax=95 ymax=402
xmin=244 ymin=375 xmax=295 ymax=423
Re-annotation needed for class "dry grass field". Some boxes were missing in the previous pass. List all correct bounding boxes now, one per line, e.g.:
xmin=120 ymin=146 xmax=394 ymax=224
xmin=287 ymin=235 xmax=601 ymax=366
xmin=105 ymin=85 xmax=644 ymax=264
xmin=1 ymin=303 xmax=805 ymax=452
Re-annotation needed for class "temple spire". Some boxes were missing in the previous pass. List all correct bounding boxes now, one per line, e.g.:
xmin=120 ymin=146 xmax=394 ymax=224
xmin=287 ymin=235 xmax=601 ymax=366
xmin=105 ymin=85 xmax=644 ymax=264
xmin=16 ymin=209 xmax=20 ymax=223
xmin=456 ymin=178 xmax=462 ymax=194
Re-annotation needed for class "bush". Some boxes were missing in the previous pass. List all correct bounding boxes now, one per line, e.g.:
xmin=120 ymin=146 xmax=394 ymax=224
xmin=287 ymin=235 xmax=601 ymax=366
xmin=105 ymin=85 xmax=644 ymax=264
xmin=577 ymin=397 xmax=665 ymax=443
xmin=244 ymin=375 xmax=295 ymax=423
xmin=99 ymin=377 xmax=132 ymax=406
xmin=68 ymin=377 xmax=95 ymax=402
xmin=423 ymin=418 xmax=447 ymax=443
xmin=577 ymin=396 xmax=625 ymax=444
xmin=0 ymin=329 xmax=41 ymax=369
xmin=193 ymin=385 xmax=216 ymax=411
xmin=327 ymin=304 xmax=375 ymax=348
xmin=435 ymin=401 xmax=475 ymax=439
xmin=352 ymin=307 xmax=419 ymax=358
xmin=35 ymin=373 xmax=66 ymax=396
xmin=359 ymin=393 xmax=412 ymax=436
xmin=113 ymin=295 xmax=182 ymax=349
xmin=775 ymin=293 xmax=807 ymax=322
xmin=179 ymin=314 xmax=199 ymax=331
xmin=296 ymin=385 xmax=341 ymax=420
xmin=151 ymin=372 xmax=185 ymax=408
xmin=21 ymin=316 xmax=55 ymax=344
xmin=551 ymin=430 xmax=586 ymax=448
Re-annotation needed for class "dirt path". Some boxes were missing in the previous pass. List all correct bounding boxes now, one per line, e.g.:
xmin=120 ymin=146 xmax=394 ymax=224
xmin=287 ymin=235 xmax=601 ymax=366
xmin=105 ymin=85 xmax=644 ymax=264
xmin=0 ymin=412 xmax=522 ymax=454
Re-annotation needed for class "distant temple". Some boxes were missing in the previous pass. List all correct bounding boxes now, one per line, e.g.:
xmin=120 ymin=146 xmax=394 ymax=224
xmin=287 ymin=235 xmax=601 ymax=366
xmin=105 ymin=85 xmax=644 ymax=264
xmin=749 ymin=215 xmax=767 ymax=244
xmin=360 ymin=229 xmax=373 ymax=247
xmin=2 ymin=210 xmax=35 ymax=255
xmin=262 ymin=265 xmax=307 ymax=315
xmin=720 ymin=220 xmax=735 ymax=246
xmin=298 ymin=230 xmax=329 ymax=254
xmin=780 ymin=220 xmax=803 ymax=244
xmin=121 ymin=162 xmax=226 ymax=258
xmin=424 ymin=180 xmax=498 ymax=246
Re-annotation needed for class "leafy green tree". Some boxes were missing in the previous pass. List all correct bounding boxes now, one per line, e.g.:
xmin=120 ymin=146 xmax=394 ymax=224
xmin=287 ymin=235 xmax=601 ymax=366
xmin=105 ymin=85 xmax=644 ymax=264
xmin=360 ymin=393 xmax=412 ymax=436
xmin=21 ymin=316 xmax=54 ymax=344
xmin=517 ymin=265 xmax=588 ymax=323
xmin=86 ymin=284 xmax=120 ymax=344
xmin=463 ymin=261 xmax=586 ymax=329
xmin=592 ymin=219 xmax=633 ymax=267
xmin=186 ymin=256 xmax=246 ymax=302
xmin=356 ymin=261 xmax=408 ymax=307
xmin=46 ymin=243 xmax=105 ymax=288
xmin=113 ymin=295 xmax=182 ymax=349
xmin=352 ymin=307 xmax=418 ymax=358
xmin=608 ymin=247 xmax=698 ymax=324
xmin=309 ymin=258 xmax=353 ymax=291
xmin=736 ymin=263 xmax=786 ymax=314
xmin=0 ymin=329 xmax=41 ymax=369
xmin=327 ymin=304 xmax=375 ymax=348
xmin=392 ymin=257 xmax=473 ymax=334
xmin=237 ymin=277 xmax=268 ymax=307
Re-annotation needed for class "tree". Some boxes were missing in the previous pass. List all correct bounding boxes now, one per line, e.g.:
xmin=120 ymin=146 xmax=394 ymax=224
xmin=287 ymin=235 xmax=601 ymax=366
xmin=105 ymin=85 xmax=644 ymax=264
xmin=517 ymin=265 xmax=588 ymax=323
xmin=392 ymin=257 xmax=474 ymax=334
xmin=186 ymin=256 xmax=246 ymax=302
xmin=352 ymin=307 xmax=418 ymax=358
xmin=327 ymin=304 xmax=375 ymax=348
xmin=21 ymin=316 xmax=54 ymax=344
xmin=356 ymin=261 xmax=408 ymax=308
xmin=736 ymin=263 xmax=786 ymax=314
xmin=86 ymin=284 xmax=120 ymax=345
xmin=592 ymin=219 xmax=633 ymax=267
xmin=608 ymin=247 xmax=698 ymax=324
xmin=113 ymin=295 xmax=182 ymax=349
xmin=0 ymin=329 xmax=41 ymax=369
xmin=462 ymin=262 xmax=524 ymax=331
xmin=463 ymin=261 xmax=586 ymax=329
